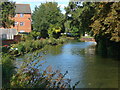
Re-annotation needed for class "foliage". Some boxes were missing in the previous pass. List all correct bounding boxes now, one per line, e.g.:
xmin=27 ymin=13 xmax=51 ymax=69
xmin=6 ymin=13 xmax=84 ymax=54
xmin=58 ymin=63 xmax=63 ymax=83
xmin=64 ymin=20 xmax=71 ymax=33
xmin=90 ymin=2 xmax=120 ymax=57
xmin=70 ymin=26 xmax=79 ymax=37
xmin=64 ymin=2 xmax=95 ymax=37
xmin=64 ymin=2 xmax=80 ymax=36
xmin=32 ymin=2 xmax=64 ymax=38
xmin=91 ymin=2 xmax=120 ymax=42
xmin=2 ymin=45 xmax=10 ymax=53
xmin=48 ymin=24 xmax=61 ymax=38
xmin=78 ymin=2 xmax=95 ymax=36
xmin=2 ymin=49 xmax=79 ymax=89
xmin=0 ymin=1 xmax=15 ymax=28
xmin=1 ymin=54 xmax=15 ymax=88
xmin=29 ymin=31 xmax=41 ymax=40
xmin=10 ymin=37 xmax=69 ymax=56
xmin=10 ymin=52 xmax=80 ymax=88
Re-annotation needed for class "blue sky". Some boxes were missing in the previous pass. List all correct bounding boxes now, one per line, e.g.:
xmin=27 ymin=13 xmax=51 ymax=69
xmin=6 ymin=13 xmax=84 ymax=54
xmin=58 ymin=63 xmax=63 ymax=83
xmin=11 ymin=0 xmax=69 ymax=14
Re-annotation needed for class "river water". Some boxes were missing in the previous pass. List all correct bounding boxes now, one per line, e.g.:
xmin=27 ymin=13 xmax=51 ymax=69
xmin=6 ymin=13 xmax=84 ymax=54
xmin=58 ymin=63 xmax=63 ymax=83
xmin=17 ymin=41 xmax=119 ymax=88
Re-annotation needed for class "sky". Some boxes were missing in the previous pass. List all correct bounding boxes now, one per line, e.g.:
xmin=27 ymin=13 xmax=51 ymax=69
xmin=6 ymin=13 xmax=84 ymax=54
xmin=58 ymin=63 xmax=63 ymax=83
xmin=11 ymin=0 xmax=70 ymax=14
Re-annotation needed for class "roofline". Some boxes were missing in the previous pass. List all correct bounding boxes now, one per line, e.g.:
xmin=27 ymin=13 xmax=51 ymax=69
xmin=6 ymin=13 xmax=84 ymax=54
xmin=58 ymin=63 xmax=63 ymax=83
xmin=16 ymin=12 xmax=32 ymax=14
xmin=15 ymin=4 xmax=31 ymax=14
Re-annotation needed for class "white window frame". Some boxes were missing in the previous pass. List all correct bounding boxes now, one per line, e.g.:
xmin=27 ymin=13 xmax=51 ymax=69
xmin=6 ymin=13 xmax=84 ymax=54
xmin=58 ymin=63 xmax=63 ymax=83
xmin=20 ymin=30 xmax=25 ymax=32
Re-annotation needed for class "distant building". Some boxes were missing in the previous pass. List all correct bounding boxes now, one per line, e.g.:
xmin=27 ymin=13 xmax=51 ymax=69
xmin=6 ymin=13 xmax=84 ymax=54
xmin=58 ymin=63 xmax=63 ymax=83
xmin=0 ymin=4 xmax=32 ymax=40
xmin=12 ymin=4 xmax=32 ymax=33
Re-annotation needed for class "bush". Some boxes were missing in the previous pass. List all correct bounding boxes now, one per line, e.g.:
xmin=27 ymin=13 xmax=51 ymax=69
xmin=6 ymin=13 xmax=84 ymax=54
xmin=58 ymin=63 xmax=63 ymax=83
xmin=1 ymin=54 xmax=15 ymax=88
xmin=10 ymin=37 xmax=69 ymax=56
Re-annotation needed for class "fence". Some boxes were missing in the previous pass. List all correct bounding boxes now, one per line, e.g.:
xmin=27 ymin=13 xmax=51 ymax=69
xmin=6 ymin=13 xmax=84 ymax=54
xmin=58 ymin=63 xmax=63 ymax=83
xmin=1 ymin=35 xmax=21 ymax=46
xmin=0 ymin=28 xmax=18 ymax=40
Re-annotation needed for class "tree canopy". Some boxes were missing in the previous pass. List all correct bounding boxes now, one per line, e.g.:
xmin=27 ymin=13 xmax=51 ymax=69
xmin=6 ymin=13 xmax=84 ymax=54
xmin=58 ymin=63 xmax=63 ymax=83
xmin=64 ymin=2 xmax=95 ymax=37
xmin=91 ymin=2 xmax=120 ymax=42
xmin=32 ymin=2 xmax=64 ymax=38
xmin=0 ymin=1 xmax=15 ymax=28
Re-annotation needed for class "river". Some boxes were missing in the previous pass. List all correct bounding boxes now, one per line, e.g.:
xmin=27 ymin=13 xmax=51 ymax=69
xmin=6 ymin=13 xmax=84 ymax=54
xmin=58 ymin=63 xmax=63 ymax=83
xmin=17 ymin=41 xmax=119 ymax=88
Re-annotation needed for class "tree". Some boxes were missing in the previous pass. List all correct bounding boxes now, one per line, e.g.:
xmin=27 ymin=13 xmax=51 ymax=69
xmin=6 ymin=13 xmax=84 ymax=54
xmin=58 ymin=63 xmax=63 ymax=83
xmin=32 ymin=2 xmax=64 ymax=38
xmin=0 ymin=1 xmax=15 ymax=28
xmin=64 ymin=2 xmax=81 ymax=37
xmin=91 ymin=2 xmax=120 ymax=57
xmin=78 ymin=2 xmax=95 ymax=36
xmin=48 ymin=24 xmax=61 ymax=38
xmin=64 ymin=2 xmax=95 ymax=37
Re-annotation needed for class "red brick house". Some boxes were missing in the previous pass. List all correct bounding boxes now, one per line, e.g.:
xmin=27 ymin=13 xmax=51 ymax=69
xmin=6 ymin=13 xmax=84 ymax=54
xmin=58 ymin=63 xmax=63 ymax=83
xmin=0 ymin=4 xmax=31 ymax=41
xmin=12 ymin=4 xmax=32 ymax=33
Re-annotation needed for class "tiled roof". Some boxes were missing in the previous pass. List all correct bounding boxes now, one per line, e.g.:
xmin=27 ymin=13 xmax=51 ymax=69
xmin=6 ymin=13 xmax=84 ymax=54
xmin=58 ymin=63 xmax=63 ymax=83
xmin=15 ymin=4 xmax=31 ymax=14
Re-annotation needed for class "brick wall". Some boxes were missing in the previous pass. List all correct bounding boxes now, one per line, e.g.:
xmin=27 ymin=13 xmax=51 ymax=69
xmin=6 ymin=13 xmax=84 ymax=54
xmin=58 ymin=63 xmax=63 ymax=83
xmin=11 ymin=13 xmax=31 ymax=33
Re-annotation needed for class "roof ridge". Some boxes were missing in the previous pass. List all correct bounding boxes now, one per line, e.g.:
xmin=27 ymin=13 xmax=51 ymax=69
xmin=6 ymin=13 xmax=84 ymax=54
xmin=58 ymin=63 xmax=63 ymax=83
xmin=15 ymin=4 xmax=31 ymax=14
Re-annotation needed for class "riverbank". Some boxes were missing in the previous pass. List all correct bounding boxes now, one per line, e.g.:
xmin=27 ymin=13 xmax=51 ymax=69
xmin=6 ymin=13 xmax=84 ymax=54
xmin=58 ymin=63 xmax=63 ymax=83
xmin=8 ymin=37 xmax=70 ymax=57
xmin=80 ymin=36 xmax=95 ymax=42
xmin=2 ymin=37 xmax=81 ymax=88
xmin=33 ymin=42 xmax=118 ymax=88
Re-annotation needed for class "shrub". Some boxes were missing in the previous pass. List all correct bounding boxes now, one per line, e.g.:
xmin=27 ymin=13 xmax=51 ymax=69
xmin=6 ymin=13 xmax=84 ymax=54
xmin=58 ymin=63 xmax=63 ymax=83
xmin=10 ymin=37 xmax=69 ymax=56
xmin=1 ymin=54 xmax=15 ymax=88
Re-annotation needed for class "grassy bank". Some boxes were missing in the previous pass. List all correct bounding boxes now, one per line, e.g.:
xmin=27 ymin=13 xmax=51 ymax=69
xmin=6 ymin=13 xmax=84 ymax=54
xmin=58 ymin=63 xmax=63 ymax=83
xmin=9 ymin=37 xmax=70 ymax=56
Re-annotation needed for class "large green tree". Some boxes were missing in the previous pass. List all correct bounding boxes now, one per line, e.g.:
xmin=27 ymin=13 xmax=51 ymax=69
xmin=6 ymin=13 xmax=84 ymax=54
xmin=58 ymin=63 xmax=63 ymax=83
xmin=0 ymin=1 xmax=15 ymax=28
xmin=64 ymin=2 xmax=81 ymax=37
xmin=64 ymin=2 xmax=95 ymax=37
xmin=32 ymin=2 xmax=64 ymax=38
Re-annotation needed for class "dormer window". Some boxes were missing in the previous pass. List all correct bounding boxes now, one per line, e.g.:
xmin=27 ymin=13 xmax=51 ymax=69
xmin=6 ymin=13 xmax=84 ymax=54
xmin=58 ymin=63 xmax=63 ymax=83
xmin=20 ymin=13 xmax=24 ymax=17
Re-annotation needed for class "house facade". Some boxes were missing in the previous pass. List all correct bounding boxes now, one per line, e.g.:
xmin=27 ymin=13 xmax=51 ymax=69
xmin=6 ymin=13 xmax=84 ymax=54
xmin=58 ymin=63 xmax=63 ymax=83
xmin=12 ymin=4 xmax=32 ymax=33
xmin=0 ymin=4 xmax=32 ymax=40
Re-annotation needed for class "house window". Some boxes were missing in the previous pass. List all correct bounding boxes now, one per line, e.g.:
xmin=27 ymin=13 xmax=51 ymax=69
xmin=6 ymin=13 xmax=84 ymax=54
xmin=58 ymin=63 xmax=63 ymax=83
xmin=2 ymin=34 xmax=7 ymax=40
xmin=14 ymin=22 xmax=18 ymax=26
xmin=20 ymin=22 xmax=24 ymax=26
xmin=20 ymin=13 xmax=24 ymax=17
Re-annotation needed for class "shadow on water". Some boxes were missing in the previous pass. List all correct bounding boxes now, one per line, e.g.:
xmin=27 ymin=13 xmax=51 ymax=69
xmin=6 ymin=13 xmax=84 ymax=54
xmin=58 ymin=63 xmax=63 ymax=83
xmin=42 ymin=41 xmax=119 ymax=88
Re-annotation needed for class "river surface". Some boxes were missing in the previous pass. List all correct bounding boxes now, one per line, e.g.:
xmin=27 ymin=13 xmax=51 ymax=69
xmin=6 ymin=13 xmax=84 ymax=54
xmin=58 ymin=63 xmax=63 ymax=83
xmin=17 ymin=41 xmax=119 ymax=88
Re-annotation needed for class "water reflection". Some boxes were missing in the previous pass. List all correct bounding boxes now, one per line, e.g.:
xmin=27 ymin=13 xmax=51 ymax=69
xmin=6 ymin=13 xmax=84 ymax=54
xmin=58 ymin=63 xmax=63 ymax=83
xmin=44 ymin=45 xmax=62 ymax=56
xmin=43 ymin=42 xmax=119 ymax=88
